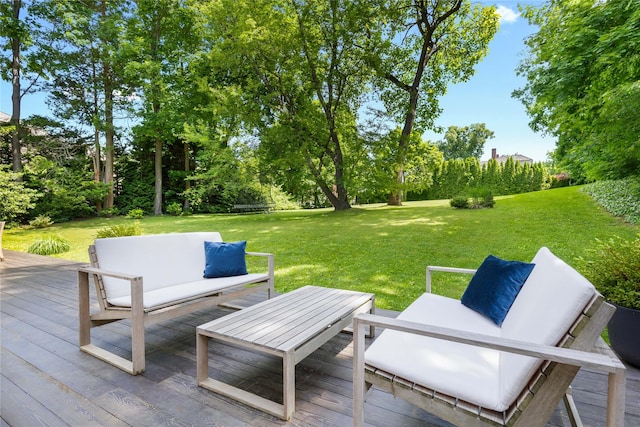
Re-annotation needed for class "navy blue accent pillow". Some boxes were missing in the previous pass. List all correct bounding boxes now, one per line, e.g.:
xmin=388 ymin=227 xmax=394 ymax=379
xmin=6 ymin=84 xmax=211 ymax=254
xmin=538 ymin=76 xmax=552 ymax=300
xmin=461 ymin=255 xmax=535 ymax=326
xmin=203 ymin=240 xmax=248 ymax=278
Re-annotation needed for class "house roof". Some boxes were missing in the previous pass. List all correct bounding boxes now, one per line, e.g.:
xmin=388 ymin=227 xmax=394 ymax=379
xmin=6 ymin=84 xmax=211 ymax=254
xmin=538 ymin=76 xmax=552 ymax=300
xmin=0 ymin=111 xmax=11 ymax=123
xmin=496 ymin=153 xmax=533 ymax=163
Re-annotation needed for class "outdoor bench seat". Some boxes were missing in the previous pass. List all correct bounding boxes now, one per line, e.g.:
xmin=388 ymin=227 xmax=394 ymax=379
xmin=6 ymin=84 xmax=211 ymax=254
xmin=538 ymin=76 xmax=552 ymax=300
xmin=353 ymin=247 xmax=626 ymax=427
xmin=78 ymin=232 xmax=274 ymax=375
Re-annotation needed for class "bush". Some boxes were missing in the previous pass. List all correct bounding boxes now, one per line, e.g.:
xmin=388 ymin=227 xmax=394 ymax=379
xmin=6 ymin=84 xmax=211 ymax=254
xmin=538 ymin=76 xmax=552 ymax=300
xmin=27 ymin=235 xmax=71 ymax=255
xmin=583 ymin=178 xmax=640 ymax=224
xmin=452 ymin=191 xmax=494 ymax=209
xmin=166 ymin=202 xmax=182 ymax=216
xmin=98 ymin=207 xmax=119 ymax=218
xmin=0 ymin=166 xmax=40 ymax=224
xmin=96 ymin=222 xmax=142 ymax=238
xmin=450 ymin=196 xmax=469 ymax=209
xmin=126 ymin=208 xmax=145 ymax=219
xmin=578 ymin=235 xmax=640 ymax=310
xmin=29 ymin=215 xmax=53 ymax=228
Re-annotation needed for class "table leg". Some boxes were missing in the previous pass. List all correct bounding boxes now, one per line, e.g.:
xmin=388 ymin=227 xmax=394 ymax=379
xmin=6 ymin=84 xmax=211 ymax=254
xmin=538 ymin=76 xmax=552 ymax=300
xmin=196 ymin=332 xmax=209 ymax=384
xmin=283 ymin=352 xmax=295 ymax=420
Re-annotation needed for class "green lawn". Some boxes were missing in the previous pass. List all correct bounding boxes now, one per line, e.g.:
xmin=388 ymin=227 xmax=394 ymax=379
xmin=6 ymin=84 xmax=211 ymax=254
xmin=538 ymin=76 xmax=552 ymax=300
xmin=4 ymin=186 xmax=638 ymax=311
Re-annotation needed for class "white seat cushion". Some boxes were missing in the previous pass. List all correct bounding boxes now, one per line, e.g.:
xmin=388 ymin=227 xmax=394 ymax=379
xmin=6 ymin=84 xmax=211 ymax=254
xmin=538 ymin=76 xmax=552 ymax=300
xmin=365 ymin=247 xmax=597 ymax=412
xmin=107 ymin=273 xmax=269 ymax=309
xmin=365 ymin=293 xmax=505 ymax=410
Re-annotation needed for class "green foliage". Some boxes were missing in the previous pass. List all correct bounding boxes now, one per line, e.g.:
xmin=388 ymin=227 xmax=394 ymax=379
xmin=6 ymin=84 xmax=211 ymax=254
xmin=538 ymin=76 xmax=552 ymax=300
xmin=23 ymin=156 xmax=108 ymax=222
xmin=515 ymin=0 xmax=640 ymax=181
xmin=437 ymin=124 xmax=495 ymax=160
xmin=29 ymin=215 xmax=53 ymax=229
xmin=582 ymin=178 xmax=640 ymax=224
xmin=95 ymin=222 xmax=142 ymax=239
xmin=126 ymin=208 xmax=144 ymax=219
xmin=578 ymin=236 xmax=640 ymax=310
xmin=450 ymin=191 xmax=494 ymax=209
xmin=0 ymin=166 xmax=41 ymax=223
xmin=262 ymin=185 xmax=299 ymax=211
xmin=363 ymin=1 xmax=498 ymax=202
xmin=412 ymin=157 xmax=549 ymax=201
xmin=450 ymin=196 xmax=469 ymax=209
xmin=98 ymin=207 xmax=120 ymax=218
xmin=166 ymin=202 xmax=182 ymax=216
xmin=27 ymin=235 xmax=71 ymax=255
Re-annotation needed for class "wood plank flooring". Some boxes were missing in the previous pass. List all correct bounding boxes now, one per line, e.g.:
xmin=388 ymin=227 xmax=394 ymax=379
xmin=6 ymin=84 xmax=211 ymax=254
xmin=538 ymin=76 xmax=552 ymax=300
xmin=1 ymin=250 xmax=639 ymax=426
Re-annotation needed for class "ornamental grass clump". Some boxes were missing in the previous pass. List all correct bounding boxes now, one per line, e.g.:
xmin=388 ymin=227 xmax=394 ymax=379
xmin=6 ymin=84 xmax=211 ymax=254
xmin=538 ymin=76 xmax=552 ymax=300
xmin=578 ymin=235 xmax=640 ymax=310
xmin=27 ymin=235 xmax=71 ymax=255
xmin=96 ymin=222 xmax=142 ymax=238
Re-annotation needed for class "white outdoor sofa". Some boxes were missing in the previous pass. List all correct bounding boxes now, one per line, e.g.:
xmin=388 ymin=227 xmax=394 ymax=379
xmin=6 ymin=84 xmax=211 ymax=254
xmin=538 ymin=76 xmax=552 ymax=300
xmin=78 ymin=232 xmax=274 ymax=375
xmin=353 ymin=247 xmax=626 ymax=427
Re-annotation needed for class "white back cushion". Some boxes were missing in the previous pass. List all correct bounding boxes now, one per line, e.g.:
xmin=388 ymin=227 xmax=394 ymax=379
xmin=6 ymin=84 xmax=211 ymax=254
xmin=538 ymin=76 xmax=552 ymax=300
xmin=94 ymin=232 xmax=222 ymax=299
xmin=498 ymin=247 xmax=596 ymax=406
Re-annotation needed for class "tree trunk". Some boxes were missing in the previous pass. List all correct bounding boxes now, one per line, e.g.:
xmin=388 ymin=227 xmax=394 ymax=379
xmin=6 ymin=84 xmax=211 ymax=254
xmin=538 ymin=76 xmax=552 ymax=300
xmin=385 ymin=0 xmax=462 ymax=206
xmin=183 ymin=141 xmax=190 ymax=211
xmin=10 ymin=0 xmax=23 ymax=173
xmin=154 ymin=136 xmax=163 ymax=215
xmin=101 ymin=0 xmax=115 ymax=208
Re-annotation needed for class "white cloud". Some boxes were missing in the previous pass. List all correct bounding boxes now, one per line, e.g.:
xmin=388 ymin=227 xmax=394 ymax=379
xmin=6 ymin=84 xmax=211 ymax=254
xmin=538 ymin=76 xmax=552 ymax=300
xmin=496 ymin=5 xmax=519 ymax=24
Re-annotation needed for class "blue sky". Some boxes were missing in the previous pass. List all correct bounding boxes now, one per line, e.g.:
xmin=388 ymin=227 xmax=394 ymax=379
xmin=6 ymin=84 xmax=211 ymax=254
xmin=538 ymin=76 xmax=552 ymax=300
xmin=1 ymin=2 xmax=555 ymax=163
xmin=424 ymin=2 xmax=556 ymax=162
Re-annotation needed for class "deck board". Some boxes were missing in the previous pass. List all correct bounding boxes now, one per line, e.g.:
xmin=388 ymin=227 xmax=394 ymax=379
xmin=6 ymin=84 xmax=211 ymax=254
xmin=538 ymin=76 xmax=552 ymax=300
xmin=1 ymin=250 xmax=639 ymax=426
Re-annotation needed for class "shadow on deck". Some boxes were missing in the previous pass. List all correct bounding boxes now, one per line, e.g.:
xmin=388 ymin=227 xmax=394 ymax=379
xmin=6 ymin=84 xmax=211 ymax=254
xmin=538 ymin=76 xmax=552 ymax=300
xmin=1 ymin=250 xmax=638 ymax=426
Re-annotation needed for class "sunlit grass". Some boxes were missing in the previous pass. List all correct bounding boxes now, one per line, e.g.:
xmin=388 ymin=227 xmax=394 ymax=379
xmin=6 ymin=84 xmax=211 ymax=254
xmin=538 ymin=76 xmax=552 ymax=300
xmin=4 ymin=186 xmax=638 ymax=311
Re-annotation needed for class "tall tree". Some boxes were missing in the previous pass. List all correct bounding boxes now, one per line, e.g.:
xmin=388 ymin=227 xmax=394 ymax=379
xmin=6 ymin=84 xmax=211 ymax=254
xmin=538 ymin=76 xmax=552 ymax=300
xmin=436 ymin=123 xmax=494 ymax=160
xmin=365 ymin=0 xmax=498 ymax=205
xmin=515 ymin=0 xmax=640 ymax=181
xmin=38 ymin=0 xmax=132 ymax=209
xmin=126 ymin=0 xmax=199 ymax=215
xmin=0 ymin=0 xmax=46 ymax=173
xmin=202 ymin=0 xmax=373 ymax=210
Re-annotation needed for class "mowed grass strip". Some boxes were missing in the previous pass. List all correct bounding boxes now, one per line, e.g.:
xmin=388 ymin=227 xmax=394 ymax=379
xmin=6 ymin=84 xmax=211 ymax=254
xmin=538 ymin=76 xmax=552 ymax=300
xmin=4 ymin=186 xmax=638 ymax=311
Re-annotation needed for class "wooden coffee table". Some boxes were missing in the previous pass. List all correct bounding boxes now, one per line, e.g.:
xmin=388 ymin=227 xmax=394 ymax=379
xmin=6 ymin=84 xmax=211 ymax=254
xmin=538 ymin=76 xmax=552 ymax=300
xmin=196 ymin=285 xmax=375 ymax=420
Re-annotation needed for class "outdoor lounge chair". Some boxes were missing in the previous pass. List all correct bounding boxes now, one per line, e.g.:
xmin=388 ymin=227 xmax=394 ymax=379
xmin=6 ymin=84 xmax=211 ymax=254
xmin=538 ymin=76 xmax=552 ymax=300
xmin=353 ymin=247 xmax=626 ymax=426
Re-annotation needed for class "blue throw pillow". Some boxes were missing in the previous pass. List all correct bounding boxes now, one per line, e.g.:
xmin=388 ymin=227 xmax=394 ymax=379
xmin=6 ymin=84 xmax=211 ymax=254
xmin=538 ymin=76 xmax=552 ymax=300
xmin=461 ymin=255 xmax=535 ymax=326
xmin=203 ymin=240 xmax=248 ymax=278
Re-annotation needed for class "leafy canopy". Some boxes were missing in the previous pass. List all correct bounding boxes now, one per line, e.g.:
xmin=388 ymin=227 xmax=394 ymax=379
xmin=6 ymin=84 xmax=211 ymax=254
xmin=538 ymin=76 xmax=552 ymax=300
xmin=514 ymin=0 xmax=640 ymax=181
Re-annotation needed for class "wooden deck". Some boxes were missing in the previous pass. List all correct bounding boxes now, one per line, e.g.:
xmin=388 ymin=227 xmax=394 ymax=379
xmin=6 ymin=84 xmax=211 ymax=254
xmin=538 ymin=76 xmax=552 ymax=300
xmin=1 ymin=250 xmax=638 ymax=427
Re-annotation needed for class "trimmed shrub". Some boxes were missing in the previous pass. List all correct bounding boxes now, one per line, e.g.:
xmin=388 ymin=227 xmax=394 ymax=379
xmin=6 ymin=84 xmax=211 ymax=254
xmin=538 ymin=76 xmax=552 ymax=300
xmin=27 ymin=235 xmax=71 ymax=255
xmin=126 ymin=208 xmax=144 ymax=219
xmin=96 ymin=222 xmax=142 ymax=239
xmin=450 ymin=196 xmax=469 ymax=209
xmin=98 ymin=207 xmax=120 ymax=218
xmin=583 ymin=178 xmax=640 ymax=224
xmin=166 ymin=202 xmax=182 ymax=216
xmin=29 ymin=215 xmax=53 ymax=228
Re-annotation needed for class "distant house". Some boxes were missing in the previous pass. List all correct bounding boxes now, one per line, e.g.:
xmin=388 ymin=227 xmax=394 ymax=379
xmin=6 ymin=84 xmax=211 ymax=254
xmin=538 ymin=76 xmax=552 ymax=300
xmin=0 ymin=111 xmax=11 ymax=123
xmin=481 ymin=148 xmax=533 ymax=166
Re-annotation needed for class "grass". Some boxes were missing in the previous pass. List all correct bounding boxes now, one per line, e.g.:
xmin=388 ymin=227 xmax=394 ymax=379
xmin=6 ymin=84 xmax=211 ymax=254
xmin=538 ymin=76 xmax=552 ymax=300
xmin=3 ymin=186 xmax=638 ymax=311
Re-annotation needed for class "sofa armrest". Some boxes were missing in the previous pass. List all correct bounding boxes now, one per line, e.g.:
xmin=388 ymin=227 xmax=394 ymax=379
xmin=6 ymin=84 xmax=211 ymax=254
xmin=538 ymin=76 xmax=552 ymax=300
xmin=78 ymin=266 xmax=144 ymax=312
xmin=425 ymin=265 xmax=476 ymax=293
xmin=246 ymin=252 xmax=275 ymax=281
xmin=79 ymin=265 xmax=142 ymax=282
xmin=352 ymin=313 xmax=626 ymax=427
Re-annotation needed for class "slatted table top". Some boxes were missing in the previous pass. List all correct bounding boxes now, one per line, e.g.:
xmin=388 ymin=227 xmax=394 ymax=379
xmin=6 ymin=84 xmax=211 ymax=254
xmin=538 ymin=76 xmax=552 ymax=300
xmin=197 ymin=285 xmax=375 ymax=354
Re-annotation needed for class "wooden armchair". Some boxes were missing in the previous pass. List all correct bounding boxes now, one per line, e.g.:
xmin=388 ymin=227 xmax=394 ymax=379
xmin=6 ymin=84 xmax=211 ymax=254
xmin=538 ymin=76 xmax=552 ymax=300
xmin=353 ymin=248 xmax=626 ymax=426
